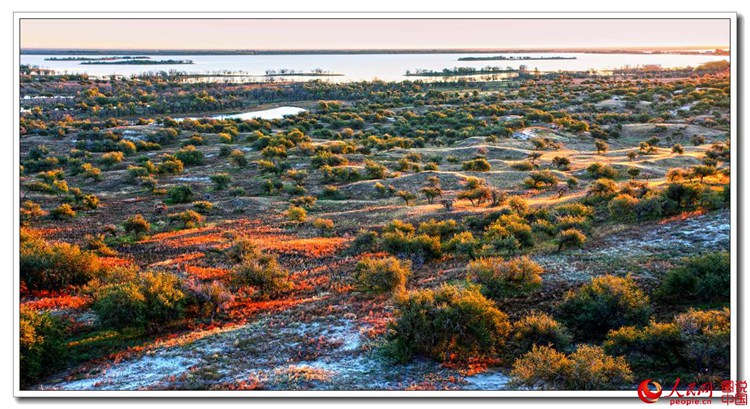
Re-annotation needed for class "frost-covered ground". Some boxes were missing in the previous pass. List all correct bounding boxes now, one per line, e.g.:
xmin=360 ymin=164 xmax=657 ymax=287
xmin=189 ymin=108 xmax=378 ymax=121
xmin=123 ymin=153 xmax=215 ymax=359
xmin=38 ymin=316 xmax=510 ymax=391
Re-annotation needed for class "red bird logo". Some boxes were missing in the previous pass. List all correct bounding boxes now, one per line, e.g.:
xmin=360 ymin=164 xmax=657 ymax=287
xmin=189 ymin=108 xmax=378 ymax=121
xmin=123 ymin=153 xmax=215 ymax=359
xmin=638 ymin=379 xmax=663 ymax=404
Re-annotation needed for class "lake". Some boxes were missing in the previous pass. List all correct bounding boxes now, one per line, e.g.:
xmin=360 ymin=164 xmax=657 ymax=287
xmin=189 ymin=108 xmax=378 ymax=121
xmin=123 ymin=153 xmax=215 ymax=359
xmin=20 ymin=53 xmax=728 ymax=82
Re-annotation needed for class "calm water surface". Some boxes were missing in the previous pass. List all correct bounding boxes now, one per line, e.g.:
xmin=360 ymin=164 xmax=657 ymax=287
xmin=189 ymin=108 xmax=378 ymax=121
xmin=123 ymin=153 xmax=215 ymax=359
xmin=21 ymin=53 xmax=728 ymax=82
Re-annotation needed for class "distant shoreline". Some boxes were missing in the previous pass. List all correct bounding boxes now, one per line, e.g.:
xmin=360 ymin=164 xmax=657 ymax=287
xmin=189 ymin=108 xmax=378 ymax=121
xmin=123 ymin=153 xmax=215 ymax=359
xmin=80 ymin=59 xmax=194 ymax=65
xmin=457 ymin=56 xmax=577 ymax=61
xmin=21 ymin=48 xmax=730 ymax=56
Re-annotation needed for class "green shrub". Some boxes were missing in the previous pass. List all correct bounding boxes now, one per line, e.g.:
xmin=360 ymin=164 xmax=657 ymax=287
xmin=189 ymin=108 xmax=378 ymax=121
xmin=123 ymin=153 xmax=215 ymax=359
xmin=50 ymin=203 xmax=76 ymax=220
xmin=168 ymin=184 xmax=195 ymax=203
xmin=586 ymin=163 xmax=618 ymax=179
xmin=21 ymin=231 xmax=102 ymax=291
xmin=91 ymin=281 xmax=148 ymax=328
xmin=467 ymin=256 xmax=543 ymax=298
xmin=507 ymin=311 xmax=572 ymax=356
xmin=524 ymin=170 xmax=559 ymax=189
xmin=231 ymin=252 xmax=292 ymax=299
xmin=462 ymin=158 xmax=491 ymax=172
xmin=350 ymin=230 xmax=378 ymax=253
xmin=511 ymin=345 xmax=633 ymax=390
xmin=608 ymin=194 xmax=639 ymax=221
xmin=605 ymin=308 xmax=730 ymax=381
xmin=656 ymin=252 xmax=730 ymax=304
xmin=386 ymin=284 xmax=511 ymax=362
xmin=444 ymin=231 xmax=480 ymax=259
xmin=416 ymin=219 xmax=459 ymax=239
xmin=558 ymin=274 xmax=652 ymax=337
xmin=556 ymin=228 xmax=586 ymax=251
xmin=123 ymin=214 xmax=150 ymax=239
xmin=91 ymin=271 xmax=186 ymax=330
xmin=193 ymin=200 xmax=213 ymax=214
xmin=20 ymin=308 xmax=68 ymax=386
xmin=210 ymin=173 xmax=231 ymax=190
xmin=354 ymin=256 xmax=411 ymax=294
xmin=381 ymin=230 xmax=442 ymax=261
xmin=175 ymin=145 xmax=204 ymax=166
xmin=170 ymin=209 xmax=204 ymax=229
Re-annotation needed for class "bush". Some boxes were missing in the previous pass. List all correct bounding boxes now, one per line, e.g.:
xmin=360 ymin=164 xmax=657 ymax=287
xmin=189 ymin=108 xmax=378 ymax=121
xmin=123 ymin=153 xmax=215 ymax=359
xmin=381 ymin=230 xmax=442 ymax=262
xmin=556 ymin=228 xmax=586 ymax=251
xmin=286 ymin=205 xmax=307 ymax=224
xmin=604 ymin=321 xmax=683 ymax=372
xmin=100 ymin=151 xmax=124 ymax=167
xmin=91 ymin=281 xmax=148 ymax=328
xmin=231 ymin=252 xmax=292 ymax=299
xmin=313 ymin=218 xmax=334 ymax=236
xmin=386 ymin=284 xmax=511 ymax=363
xmin=462 ymin=158 xmax=491 ymax=172
xmin=91 ymin=271 xmax=186 ymax=330
xmin=123 ymin=214 xmax=151 ymax=239
xmin=21 ymin=231 xmax=102 ymax=291
xmin=210 ymin=173 xmax=231 ymax=190
xmin=467 ymin=256 xmax=543 ymax=298
xmin=350 ymin=229 xmax=378 ymax=253
xmin=444 ymin=231 xmax=480 ymax=259
xmin=608 ymin=194 xmax=639 ymax=221
xmin=524 ymin=170 xmax=559 ymax=189
xmin=168 ymin=184 xmax=195 ymax=203
xmin=229 ymin=149 xmax=248 ymax=167
xmin=50 ymin=203 xmax=76 ymax=220
xmin=656 ymin=252 xmax=730 ymax=304
xmin=586 ymin=163 xmax=618 ymax=179
xmin=354 ymin=256 xmax=411 ymax=294
xmin=558 ymin=274 xmax=652 ymax=337
xmin=193 ymin=200 xmax=213 ymax=214
xmin=20 ymin=308 xmax=68 ymax=386
xmin=20 ymin=200 xmax=46 ymax=224
xmin=416 ymin=219 xmax=459 ymax=240
xmin=175 ymin=145 xmax=204 ymax=166
xmin=507 ymin=311 xmax=572 ymax=356
xmin=510 ymin=345 xmax=633 ymax=390
xmin=170 ymin=209 xmax=204 ymax=228
xmin=605 ymin=308 xmax=730 ymax=381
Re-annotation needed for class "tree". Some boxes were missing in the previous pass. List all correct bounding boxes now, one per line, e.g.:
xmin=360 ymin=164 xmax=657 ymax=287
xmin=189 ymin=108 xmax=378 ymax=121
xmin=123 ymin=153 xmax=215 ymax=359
xmin=594 ymin=140 xmax=609 ymax=154
xmin=691 ymin=165 xmax=717 ymax=183
xmin=552 ymin=156 xmax=571 ymax=170
xmin=396 ymin=190 xmax=417 ymax=205
xmin=672 ymin=144 xmax=685 ymax=155
xmin=420 ymin=176 xmax=443 ymax=204
xmin=627 ymin=151 xmax=638 ymax=161
xmin=626 ymin=167 xmax=641 ymax=180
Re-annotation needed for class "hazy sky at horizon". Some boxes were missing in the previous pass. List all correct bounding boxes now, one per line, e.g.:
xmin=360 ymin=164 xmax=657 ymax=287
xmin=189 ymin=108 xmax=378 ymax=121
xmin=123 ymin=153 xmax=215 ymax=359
xmin=20 ymin=19 xmax=730 ymax=50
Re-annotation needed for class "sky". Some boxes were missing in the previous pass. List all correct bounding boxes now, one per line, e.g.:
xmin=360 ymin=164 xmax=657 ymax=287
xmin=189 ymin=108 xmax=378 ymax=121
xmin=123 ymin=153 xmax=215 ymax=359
xmin=20 ymin=18 xmax=730 ymax=50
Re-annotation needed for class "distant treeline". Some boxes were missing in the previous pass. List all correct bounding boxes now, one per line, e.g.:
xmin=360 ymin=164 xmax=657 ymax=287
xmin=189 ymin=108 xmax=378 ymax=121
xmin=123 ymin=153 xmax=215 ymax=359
xmin=45 ymin=56 xmax=150 ymax=61
xmin=406 ymin=66 xmax=518 ymax=77
xmin=458 ymin=56 xmax=576 ymax=61
xmin=21 ymin=48 xmax=730 ymax=56
xmin=80 ymin=59 xmax=194 ymax=65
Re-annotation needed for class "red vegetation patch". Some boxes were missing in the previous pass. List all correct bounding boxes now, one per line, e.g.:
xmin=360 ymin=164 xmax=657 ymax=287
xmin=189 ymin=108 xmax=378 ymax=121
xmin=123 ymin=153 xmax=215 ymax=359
xmin=184 ymin=265 xmax=230 ymax=281
xmin=659 ymin=210 xmax=706 ymax=224
xmin=22 ymin=294 xmax=90 ymax=311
